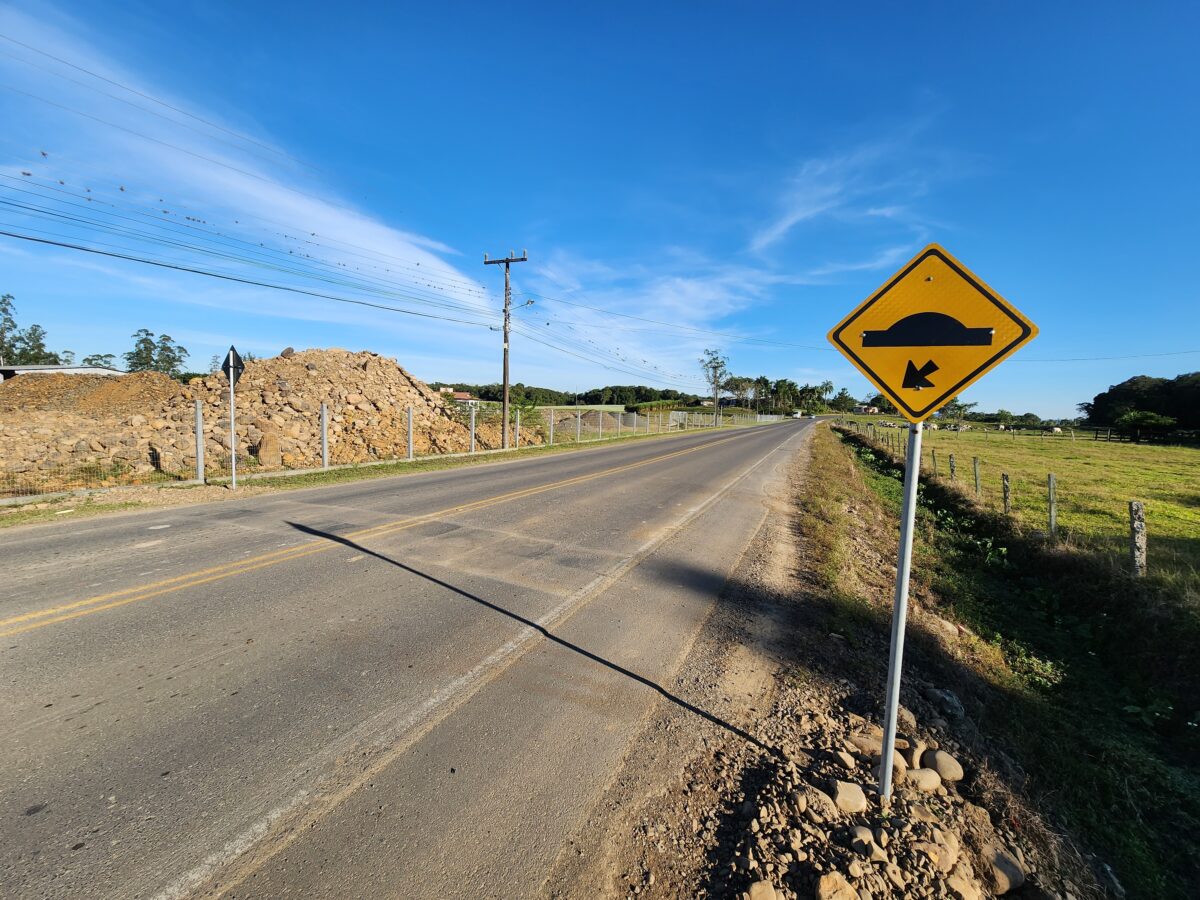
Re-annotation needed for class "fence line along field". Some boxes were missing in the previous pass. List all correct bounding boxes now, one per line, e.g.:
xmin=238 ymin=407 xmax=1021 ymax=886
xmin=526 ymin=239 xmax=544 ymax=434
xmin=838 ymin=416 xmax=1200 ymax=588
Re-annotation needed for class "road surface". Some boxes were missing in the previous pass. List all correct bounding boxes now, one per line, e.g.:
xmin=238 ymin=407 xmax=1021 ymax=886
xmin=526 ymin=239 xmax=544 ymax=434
xmin=1 ymin=421 xmax=811 ymax=898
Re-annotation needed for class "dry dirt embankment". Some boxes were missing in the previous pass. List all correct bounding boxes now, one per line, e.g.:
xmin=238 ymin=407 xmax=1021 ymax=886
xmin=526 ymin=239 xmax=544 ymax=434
xmin=550 ymin=425 xmax=1105 ymax=900
xmin=0 ymin=349 xmax=536 ymax=482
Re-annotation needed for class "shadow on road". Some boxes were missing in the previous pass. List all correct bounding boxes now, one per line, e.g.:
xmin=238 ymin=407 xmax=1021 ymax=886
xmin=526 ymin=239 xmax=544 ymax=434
xmin=285 ymin=520 xmax=778 ymax=755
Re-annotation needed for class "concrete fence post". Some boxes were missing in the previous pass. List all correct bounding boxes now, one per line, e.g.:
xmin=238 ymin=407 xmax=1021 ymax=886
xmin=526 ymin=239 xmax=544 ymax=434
xmin=931 ymin=449 xmax=938 ymax=478
xmin=514 ymin=409 xmax=521 ymax=449
xmin=1048 ymin=473 xmax=1058 ymax=539
xmin=194 ymin=400 xmax=205 ymax=483
xmin=320 ymin=402 xmax=329 ymax=469
xmin=470 ymin=405 xmax=476 ymax=453
xmin=576 ymin=411 xmax=581 ymax=442
xmin=1002 ymin=473 xmax=1011 ymax=514
xmin=949 ymin=453 xmax=957 ymax=481
xmin=1129 ymin=500 xmax=1147 ymax=577
xmin=407 ymin=406 xmax=414 ymax=461
xmin=617 ymin=413 xmax=622 ymax=437
xmin=973 ymin=456 xmax=981 ymax=497
xmin=549 ymin=410 xmax=554 ymax=446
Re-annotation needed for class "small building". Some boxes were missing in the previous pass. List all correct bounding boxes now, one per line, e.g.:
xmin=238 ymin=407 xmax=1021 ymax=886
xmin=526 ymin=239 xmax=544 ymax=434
xmin=853 ymin=404 xmax=880 ymax=415
xmin=0 ymin=363 xmax=123 ymax=382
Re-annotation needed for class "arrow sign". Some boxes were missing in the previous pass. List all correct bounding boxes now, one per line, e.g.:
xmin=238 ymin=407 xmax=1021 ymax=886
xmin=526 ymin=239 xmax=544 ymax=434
xmin=827 ymin=244 xmax=1037 ymax=423
xmin=902 ymin=359 xmax=938 ymax=390
xmin=221 ymin=345 xmax=245 ymax=388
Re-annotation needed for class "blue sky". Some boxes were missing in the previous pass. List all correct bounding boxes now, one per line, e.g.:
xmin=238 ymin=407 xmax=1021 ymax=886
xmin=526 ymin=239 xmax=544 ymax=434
xmin=1 ymin=2 xmax=1197 ymax=416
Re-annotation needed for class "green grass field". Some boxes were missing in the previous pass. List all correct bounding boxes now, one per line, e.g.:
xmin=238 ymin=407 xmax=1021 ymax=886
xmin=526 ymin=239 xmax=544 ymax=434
xmin=839 ymin=416 xmax=1200 ymax=585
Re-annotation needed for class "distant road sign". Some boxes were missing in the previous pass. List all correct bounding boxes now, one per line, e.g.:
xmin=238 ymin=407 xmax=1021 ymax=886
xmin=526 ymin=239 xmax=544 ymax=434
xmin=828 ymin=244 xmax=1037 ymax=422
xmin=221 ymin=346 xmax=245 ymax=388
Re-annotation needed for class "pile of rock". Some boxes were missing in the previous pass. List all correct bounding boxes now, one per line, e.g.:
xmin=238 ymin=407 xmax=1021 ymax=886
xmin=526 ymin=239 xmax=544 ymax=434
xmin=700 ymin=683 xmax=1054 ymax=900
xmin=0 ymin=349 xmax=542 ymax=483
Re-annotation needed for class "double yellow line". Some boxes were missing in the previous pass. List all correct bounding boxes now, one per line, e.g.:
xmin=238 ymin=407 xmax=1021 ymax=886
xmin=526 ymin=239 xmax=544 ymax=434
xmin=1 ymin=432 xmax=747 ymax=639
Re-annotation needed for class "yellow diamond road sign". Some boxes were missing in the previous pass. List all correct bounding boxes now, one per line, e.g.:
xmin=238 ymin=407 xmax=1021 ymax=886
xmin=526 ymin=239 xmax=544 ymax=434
xmin=828 ymin=244 xmax=1037 ymax=423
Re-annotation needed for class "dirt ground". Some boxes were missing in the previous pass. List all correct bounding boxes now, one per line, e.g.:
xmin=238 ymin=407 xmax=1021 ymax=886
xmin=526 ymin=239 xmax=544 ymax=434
xmin=547 ymin=427 xmax=1105 ymax=899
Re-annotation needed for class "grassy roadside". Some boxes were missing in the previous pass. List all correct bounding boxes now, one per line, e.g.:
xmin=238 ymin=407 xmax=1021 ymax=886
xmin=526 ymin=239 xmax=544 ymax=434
xmin=808 ymin=424 xmax=1200 ymax=897
xmin=0 ymin=422 xmax=776 ymax=530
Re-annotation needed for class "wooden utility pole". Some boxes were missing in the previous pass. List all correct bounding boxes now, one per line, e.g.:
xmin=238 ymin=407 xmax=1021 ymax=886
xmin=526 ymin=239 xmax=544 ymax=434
xmin=484 ymin=249 xmax=528 ymax=449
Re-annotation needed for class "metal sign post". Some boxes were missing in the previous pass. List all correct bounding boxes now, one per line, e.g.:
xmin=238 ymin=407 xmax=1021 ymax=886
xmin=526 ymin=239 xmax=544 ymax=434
xmin=879 ymin=421 xmax=923 ymax=800
xmin=221 ymin=346 xmax=245 ymax=489
xmin=826 ymin=244 xmax=1038 ymax=804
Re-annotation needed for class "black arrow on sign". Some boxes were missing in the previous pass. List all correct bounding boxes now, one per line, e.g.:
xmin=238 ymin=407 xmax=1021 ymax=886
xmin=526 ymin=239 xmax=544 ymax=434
xmin=902 ymin=359 xmax=939 ymax=390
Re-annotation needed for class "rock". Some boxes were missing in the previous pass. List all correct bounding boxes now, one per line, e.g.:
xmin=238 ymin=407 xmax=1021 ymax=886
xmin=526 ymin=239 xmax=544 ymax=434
xmin=873 ymin=749 xmax=907 ymax=785
xmin=906 ymin=739 xmax=927 ymax=770
xmin=748 ymin=880 xmax=776 ymax=900
xmin=835 ymin=750 xmax=856 ymax=770
xmin=831 ymin=780 xmax=868 ymax=814
xmin=807 ymin=786 xmax=840 ymax=818
xmin=988 ymin=846 xmax=1025 ymax=894
xmin=898 ymin=705 xmax=917 ymax=733
xmin=925 ymin=687 xmax=966 ymax=719
xmin=281 ymin=347 xmax=295 ymax=357
xmin=815 ymin=872 xmax=858 ymax=900
xmin=922 ymin=749 xmax=964 ymax=782
xmin=909 ymin=768 xmax=942 ymax=792
xmin=947 ymin=861 xmax=984 ymax=900
xmin=256 ymin=433 xmax=283 ymax=468
xmin=913 ymin=839 xmax=959 ymax=873
xmin=884 ymin=864 xmax=906 ymax=891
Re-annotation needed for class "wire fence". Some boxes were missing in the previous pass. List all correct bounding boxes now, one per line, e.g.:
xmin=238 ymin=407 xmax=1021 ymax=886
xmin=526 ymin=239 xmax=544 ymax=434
xmin=834 ymin=419 xmax=1200 ymax=581
xmin=1 ymin=404 xmax=782 ymax=501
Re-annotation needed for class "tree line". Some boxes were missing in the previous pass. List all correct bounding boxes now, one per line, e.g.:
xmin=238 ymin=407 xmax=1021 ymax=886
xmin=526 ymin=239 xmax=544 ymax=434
xmin=0 ymin=293 xmax=189 ymax=376
xmin=1079 ymin=372 xmax=1200 ymax=431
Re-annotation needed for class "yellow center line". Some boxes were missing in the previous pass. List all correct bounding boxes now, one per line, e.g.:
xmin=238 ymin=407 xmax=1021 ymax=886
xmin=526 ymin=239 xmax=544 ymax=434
xmin=1 ymin=430 xmax=752 ymax=638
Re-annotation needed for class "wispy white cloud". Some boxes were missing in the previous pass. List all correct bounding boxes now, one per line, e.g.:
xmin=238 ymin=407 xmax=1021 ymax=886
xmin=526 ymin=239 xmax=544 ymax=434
xmin=0 ymin=5 xmax=496 ymax=375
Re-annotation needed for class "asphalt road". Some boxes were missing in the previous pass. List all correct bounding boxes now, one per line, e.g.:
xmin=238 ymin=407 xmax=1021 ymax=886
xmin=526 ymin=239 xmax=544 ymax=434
xmin=1 ymin=420 xmax=812 ymax=899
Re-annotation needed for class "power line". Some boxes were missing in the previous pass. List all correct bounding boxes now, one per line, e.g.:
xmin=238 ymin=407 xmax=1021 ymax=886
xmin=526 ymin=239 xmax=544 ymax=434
xmin=0 ymin=228 xmax=499 ymax=328
xmin=0 ymin=31 xmax=313 ymax=169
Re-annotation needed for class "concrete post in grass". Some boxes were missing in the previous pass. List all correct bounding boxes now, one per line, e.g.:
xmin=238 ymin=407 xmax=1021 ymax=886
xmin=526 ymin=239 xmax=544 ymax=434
xmin=931 ymin=449 xmax=938 ymax=478
xmin=470 ymin=405 xmax=476 ymax=453
xmin=949 ymin=453 xmax=956 ymax=481
xmin=320 ymin=403 xmax=329 ymax=469
xmin=1047 ymin=473 xmax=1058 ymax=539
xmin=194 ymin=400 xmax=205 ymax=483
xmin=576 ymin=411 xmax=581 ymax=442
xmin=1129 ymin=501 xmax=1147 ymax=577
xmin=549 ymin=410 xmax=554 ymax=446
xmin=1002 ymin=473 xmax=1011 ymax=514
xmin=973 ymin=456 xmax=981 ymax=497
xmin=407 ymin=406 xmax=414 ymax=461
xmin=598 ymin=412 xmax=603 ymax=441
xmin=514 ymin=409 xmax=520 ymax=449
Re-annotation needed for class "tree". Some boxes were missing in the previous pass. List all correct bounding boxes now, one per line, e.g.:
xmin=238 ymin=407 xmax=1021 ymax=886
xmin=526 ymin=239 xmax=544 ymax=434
xmin=752 ymin=375 xmax=771 ymax=412
xmin=60 ymin=350 xmax=76 ymax=365
xmin=819 ymin=380 xmax=834 ymax=402
xmin=867 ymin=392 xmax=897 ymax=414
xmin=829 ymin=388 xmax=857 ymax=411
xmin=124 ymin=329 xmax=158 ymax=372
xmin=0 ymin=294 xmax=16 ymax=365
xmin=123 ymin=330 xmax=188 ymax=375
xmin=995 ymin=409 xmax=1013 ymax=426
xmin=699 ymin=349 xmax=728 ymax=419
xmin=82 ymin=353 xmax=117 ymax=369
xmin=11 ymin=324 xmax=60 ymax=364
xmin=153 ymin=334 xmax=188 ymax=376
xmin=723 ymin=375 xmax=753 ymax=408
xmin=1116 ymin=410 xmax=1176 ymax=432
